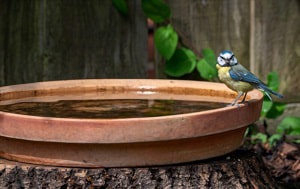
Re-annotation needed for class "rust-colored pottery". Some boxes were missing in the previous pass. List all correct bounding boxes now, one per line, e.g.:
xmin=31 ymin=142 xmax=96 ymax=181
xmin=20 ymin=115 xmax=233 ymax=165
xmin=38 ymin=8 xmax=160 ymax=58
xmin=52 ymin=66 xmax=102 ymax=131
xmin=0 ymin=79 xmax=263 ymax=167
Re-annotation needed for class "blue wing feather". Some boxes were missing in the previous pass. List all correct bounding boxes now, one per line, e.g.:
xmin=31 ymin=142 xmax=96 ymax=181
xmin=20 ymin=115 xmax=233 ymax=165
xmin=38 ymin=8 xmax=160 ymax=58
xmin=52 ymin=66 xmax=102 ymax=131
xmin=229 ymin=64 xmax=261 ymax=84
xmin=229 ymin=64 xmax=283 ymax=99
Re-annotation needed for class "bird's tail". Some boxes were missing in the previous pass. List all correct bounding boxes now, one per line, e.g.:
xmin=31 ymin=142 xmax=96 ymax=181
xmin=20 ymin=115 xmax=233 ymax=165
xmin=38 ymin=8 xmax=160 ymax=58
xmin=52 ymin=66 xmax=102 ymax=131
xmin=258 ymin=84 xmax=283 ymax=101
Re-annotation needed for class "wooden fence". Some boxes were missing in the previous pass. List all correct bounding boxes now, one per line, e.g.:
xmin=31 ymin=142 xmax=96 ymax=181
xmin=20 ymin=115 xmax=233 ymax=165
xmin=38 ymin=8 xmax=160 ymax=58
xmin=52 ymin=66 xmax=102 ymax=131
xmin=165 ymin=0 xmax=300 ymax=102
xmin=0 ymin=0 xmax=299 ymax=102
xmin=0 ymin=0 xmax=148 ymax=84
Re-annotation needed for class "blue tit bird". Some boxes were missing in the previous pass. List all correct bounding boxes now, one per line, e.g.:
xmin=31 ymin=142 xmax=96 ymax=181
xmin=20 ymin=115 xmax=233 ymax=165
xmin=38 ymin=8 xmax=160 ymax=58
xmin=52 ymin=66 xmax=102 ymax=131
xmin=216 ymin=50 xmax=283 ymax=106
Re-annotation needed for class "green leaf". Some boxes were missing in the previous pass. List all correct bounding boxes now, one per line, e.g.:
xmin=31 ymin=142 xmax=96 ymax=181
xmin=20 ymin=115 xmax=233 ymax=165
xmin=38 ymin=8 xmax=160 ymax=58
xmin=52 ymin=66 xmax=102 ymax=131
xmin=196 ymin=59 xmax=217 ymax=80
xmin=202 ymin=48 xmax=217 ymax=66
xmin=294 ymin=139 xmax=300 ymax=144
xmin=261 ymin=98 xmax=273 ymax=117
xmin=154 ymin=25 xmax=178 ymax=60
xmin=112 ymin=0 xmax=128 ymax=16
xmin=251 ymin=133 xmax=268 ymax=144
xmin=196 ymin=48 xmax=218 ymax=80
xmin=268 ymin=134 xmax=282 ymax=146
xmin=261 ymin=72 xmax=285 ymax=118
xmin=265 ymin=102 xmax=286 ymax=119
xmin=267 ymin=72 xmax=280 ymax=91
xmin=142 ymin=0 xmax=171 ymax=23
xmin=184 ymin=49 xmax=197 ymax=72
xmin=164 ymin=48 xmax=197 ymax=77
xmin=277 ymin=116 xmax=300 ymax=135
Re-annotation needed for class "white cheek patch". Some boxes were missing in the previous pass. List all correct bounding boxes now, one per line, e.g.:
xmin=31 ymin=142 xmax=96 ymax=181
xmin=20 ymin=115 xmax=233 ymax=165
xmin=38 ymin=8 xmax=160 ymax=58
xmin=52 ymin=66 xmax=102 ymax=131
xmin=217 ymin=57 xmax=226 ymax=66
xmin=230 ymin=57 xmax=238 ymax=66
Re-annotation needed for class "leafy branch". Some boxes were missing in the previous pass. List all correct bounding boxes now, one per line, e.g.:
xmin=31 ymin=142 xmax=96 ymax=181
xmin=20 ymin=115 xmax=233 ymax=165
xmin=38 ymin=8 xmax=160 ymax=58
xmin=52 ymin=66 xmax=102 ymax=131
xmin=113 ymin=1 xmax=299 ymax=145
xmin=113 ymin=0 xmax=218 ymax=80
xmin=250 ymin=72 xmax=300 ymax=146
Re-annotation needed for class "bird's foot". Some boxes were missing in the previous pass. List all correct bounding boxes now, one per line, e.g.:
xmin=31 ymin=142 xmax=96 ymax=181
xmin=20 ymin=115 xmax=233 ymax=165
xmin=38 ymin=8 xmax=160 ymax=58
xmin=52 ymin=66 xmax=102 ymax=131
xmin=226 ymin=102 xmax=240 ymax=107
xmin=240 ymin=100 xmax=250 ymax=105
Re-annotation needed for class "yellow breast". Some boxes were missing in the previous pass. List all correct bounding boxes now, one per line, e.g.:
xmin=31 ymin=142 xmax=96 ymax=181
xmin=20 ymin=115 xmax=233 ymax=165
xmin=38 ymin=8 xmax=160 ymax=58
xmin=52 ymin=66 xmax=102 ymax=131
xmin=216 ymin=65 xmax=253 ymax=92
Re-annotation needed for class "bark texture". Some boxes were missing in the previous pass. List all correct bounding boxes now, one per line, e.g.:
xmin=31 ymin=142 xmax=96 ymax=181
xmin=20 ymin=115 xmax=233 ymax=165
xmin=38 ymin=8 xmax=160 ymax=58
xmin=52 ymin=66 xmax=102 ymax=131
xmin=0 ymin=150 xmax=277 ymax=188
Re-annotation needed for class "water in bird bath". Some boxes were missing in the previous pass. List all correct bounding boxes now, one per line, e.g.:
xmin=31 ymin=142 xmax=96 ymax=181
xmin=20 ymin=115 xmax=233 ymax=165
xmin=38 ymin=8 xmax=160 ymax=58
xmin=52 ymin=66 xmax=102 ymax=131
xmin=0 ymin=99 xmax=226 ymax=119
xmin=0 ymin=80 xmax=263 ymax=167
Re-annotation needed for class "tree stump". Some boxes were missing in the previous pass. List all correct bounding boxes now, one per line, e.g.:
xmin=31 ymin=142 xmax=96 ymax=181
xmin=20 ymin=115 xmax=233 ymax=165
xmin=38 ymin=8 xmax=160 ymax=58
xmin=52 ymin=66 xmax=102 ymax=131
xmin=0 ymin=149 xmax=277 ymax=188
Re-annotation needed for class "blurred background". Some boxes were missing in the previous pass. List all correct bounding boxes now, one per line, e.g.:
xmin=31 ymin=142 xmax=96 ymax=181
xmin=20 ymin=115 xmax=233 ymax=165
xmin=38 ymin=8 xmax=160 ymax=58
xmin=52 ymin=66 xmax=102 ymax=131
xmin=0 ymin=0 xmax=299 ymax=117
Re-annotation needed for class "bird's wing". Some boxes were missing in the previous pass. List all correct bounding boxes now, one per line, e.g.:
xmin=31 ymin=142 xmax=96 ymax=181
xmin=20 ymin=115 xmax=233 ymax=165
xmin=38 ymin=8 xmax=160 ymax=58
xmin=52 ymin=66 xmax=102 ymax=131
xmin=229 ymin=64 xmax=262 ymax=84
xmin=229 ymin=64 xmax=283 ymax=100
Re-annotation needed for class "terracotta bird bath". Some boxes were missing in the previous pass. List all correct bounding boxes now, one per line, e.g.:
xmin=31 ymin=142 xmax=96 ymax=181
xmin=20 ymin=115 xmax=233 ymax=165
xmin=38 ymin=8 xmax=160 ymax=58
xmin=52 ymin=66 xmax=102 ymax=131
xmin=0 ymin=79 xmax=263 ymax=167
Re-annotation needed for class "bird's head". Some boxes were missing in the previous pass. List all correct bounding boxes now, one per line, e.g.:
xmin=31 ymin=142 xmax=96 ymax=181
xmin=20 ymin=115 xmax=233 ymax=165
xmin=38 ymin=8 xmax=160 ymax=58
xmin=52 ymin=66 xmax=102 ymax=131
xmin=217 ymin=50 xmax=238 ymax=67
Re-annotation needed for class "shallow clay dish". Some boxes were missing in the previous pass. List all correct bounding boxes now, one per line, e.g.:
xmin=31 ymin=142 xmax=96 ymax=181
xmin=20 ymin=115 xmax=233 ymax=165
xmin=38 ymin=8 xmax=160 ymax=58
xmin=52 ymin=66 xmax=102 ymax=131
xmin=0 ymin=79 xmax=263 ymax=167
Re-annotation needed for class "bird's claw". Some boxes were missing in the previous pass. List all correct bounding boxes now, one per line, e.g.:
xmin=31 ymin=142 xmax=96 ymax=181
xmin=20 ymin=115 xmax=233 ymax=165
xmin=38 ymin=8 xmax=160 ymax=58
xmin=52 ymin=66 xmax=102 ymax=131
xmin=226 ymin=103 xmax=240 ymax=107
xmin=228 ymin=100 xmax=237 ymax=107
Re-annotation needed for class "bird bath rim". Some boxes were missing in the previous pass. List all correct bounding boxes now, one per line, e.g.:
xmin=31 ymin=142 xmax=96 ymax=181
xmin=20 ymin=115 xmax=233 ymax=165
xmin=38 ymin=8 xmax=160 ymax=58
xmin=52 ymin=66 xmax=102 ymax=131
xmin=0 ymin=79 xmax=263 ymax=167
xmin=0 ymin=79 xmax=263 ymax=144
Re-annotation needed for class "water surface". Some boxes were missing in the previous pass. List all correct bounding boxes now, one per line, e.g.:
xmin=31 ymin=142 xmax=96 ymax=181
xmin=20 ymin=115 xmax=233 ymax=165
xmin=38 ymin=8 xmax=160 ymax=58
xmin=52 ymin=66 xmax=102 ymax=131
xmin=0 ymin=99 xmax=226 ymax=119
